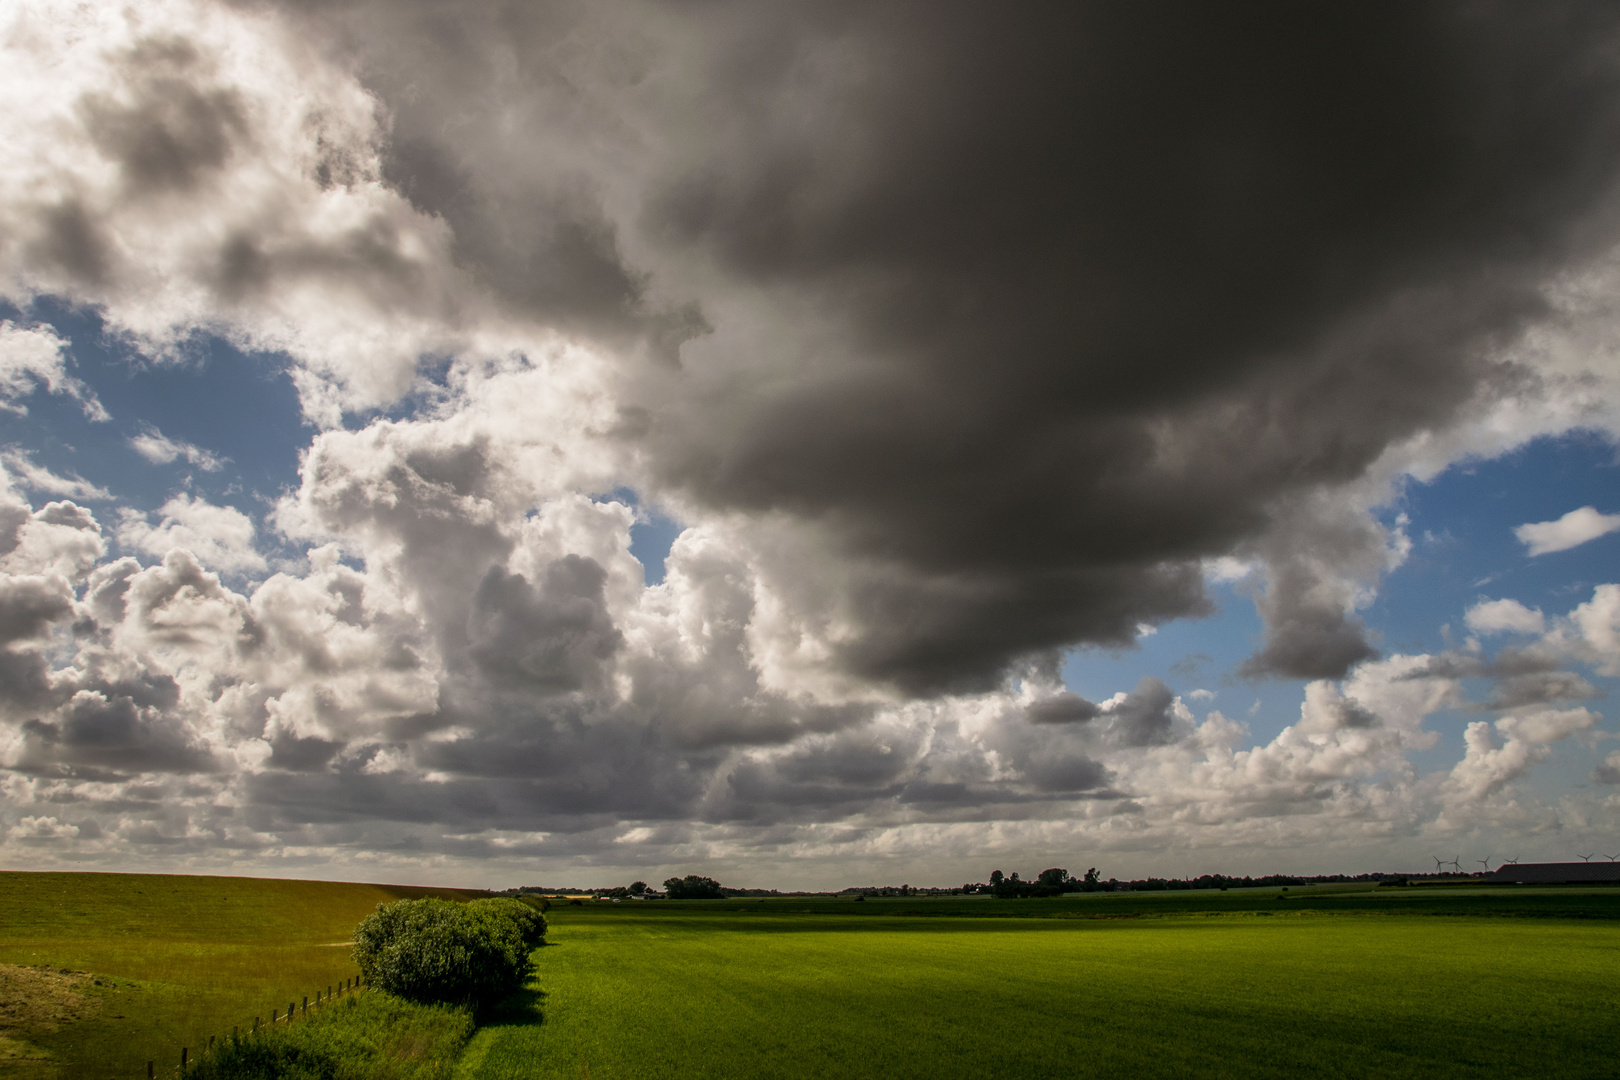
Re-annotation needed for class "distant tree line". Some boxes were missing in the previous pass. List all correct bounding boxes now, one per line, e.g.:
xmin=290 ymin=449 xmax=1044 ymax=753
xmin=500 ymin=868 xmax=1424 ymax=900
xmin=502 ymin=881 xmax=666 ymax=899
xmin=1102 ymin=871 xmax=1416 ymax=892
xmin=501 ymin=876 xmax=802 ymax=900
xmin=951 ymin=869 xmax=1419 ymax=897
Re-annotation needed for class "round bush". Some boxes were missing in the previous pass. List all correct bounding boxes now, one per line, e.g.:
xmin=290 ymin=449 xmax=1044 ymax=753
xmin=352 ymin=897 xmax=546 ymax=1007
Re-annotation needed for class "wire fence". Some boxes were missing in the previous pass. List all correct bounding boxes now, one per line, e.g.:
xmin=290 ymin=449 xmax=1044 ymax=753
xmin=142 ymin=972 xmax=365 ymax=1078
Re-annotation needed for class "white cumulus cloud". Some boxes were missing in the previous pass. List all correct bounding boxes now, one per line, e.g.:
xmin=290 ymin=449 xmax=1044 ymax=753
xmin=7 ymin=815 xmax=79 ymax=840
xmin=0 ymin=320 xmax=106 ymax=419
xmin=0 ymin=449 xmax=111 ymax=501
xmin=1465 ymin=598 xmax=1546 ymax=636
xmin=118 ymin=494 xmax=266 ymax=574
xmin=1515 ymin=506 xmax=1620 ymax=556
xmin=130 ymin=427 xmax=226 ymax=471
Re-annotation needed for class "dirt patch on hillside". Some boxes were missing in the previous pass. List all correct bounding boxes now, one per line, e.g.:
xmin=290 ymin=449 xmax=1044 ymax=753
xmin=0 ymin=964 xmax=102 ymax=1077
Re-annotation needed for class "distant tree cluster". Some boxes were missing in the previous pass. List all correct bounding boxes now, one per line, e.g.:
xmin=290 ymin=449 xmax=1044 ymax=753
xmin=502 ymin=876 xmax=779 ymax=900
xmin=352 ymin=897 xmax=547 ymax=1008
xmin=962 ymin=867 xmax=1106 ymax=898
xmin=843 ymin=883 xmax=1016 ymax=897
xmin=597 ymin=880 xmax=651 ymax=899
xmin=663 ymin=875 xmax=727 ymax=899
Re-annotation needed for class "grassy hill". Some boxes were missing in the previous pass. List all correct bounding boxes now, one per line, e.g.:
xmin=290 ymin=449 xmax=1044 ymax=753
xmin=0 ymin=871 xmax=487 ymax=1078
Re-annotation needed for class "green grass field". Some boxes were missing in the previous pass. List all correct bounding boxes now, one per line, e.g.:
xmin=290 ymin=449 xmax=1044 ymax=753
xmin=0 ymin=871 xmax=486 ymax=1078
xmin=456 ymin=889 xmax=1620 ymax=1080
xmin=2 ymin=875 xmax=1616 ymax=1079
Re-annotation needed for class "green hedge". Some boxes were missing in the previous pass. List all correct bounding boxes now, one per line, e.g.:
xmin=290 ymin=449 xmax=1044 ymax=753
xmin=351 ymin=898 xmax=546 ymax=1008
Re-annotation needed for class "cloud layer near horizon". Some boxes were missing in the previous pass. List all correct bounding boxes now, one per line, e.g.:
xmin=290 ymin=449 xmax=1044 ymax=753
xmin=1 ymin=0 xmax=1619 ymax=883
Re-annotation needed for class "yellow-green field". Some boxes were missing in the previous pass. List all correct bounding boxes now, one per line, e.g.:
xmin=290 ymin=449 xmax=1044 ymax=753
xmin=0 ymin=871 xmax=485 ymax=1078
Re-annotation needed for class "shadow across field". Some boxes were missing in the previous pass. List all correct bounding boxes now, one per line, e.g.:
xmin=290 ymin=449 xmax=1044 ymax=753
xmin=553 ymin=885 xmax=1620 ymax=928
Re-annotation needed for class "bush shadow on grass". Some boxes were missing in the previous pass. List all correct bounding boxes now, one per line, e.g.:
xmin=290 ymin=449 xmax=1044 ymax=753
xmin=479 ymin=984 xmax=547 ymax=1029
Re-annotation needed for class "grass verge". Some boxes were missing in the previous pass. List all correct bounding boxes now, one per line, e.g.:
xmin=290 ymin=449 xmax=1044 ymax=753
xmin=185 ymin=990 xmax=473 ymax=1080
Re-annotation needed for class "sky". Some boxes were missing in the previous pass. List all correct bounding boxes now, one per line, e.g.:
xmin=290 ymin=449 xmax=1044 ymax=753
xmin=1 ymin=1 xmax=1619 ymax=891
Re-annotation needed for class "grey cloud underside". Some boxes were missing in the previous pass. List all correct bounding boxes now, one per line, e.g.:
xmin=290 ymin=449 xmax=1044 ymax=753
xmin=283 ymin=0 xmax=1620 ymax=689
xmin=81 ymin=37 xmax=250 ymax=199
xmin=1024 ymin=677 xmax=1178 ymax=748
xmin=1408 ymin=648 xmax=1602 ymax=712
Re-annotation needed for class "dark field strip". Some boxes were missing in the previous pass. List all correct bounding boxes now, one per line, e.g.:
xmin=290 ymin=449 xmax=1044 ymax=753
xmin=573 ymin=883 xmax=1620 ymax=921
xmin=459 ymin=904 xmax=1620 ymax=1080
xmin=0 ymin=871 xmax=487 ymax=1078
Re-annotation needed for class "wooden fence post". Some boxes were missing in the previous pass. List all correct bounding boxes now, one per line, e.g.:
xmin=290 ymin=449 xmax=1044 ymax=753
xmin=146 ymin=1062 xmax=153 ymax=1079
xmin=181 ymin=1046 xmax=187 ymax=1070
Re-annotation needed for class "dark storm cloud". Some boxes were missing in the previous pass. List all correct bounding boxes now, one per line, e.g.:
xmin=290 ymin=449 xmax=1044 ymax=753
xmin=627 ymin=1 xmax=1620 ymax=690
xmin=1334 ymin=700 xmax=1382 ymax=731
xmin=285 ymin=0 xmax=1620 ymax=690
xmin=1106 ymin=677 xmax=1180 ymax=748
xmin=267 ymin=733 xmax=343 ymax=771
xmin=469 ymin=558 xmax=623 ymax=692
xmin=1239 ymin=605 xmax=1379 ymax=683
xmin=28 ymin=200 xmax=114 ymax=288
xmin=1026 ymin=692 xmax=1101 ymax=725
xmin=0 ymin=576 xmax=73 ymax=644
xmin=80 ymin=37 xmax=250 ymax=197
xmin=1020 ymin=753 xmax=1110 ymax=795
xmin=245 ymin=747 xmax=711 ymax=829
xmin=13 ymin=681 xmax=212 ymax=779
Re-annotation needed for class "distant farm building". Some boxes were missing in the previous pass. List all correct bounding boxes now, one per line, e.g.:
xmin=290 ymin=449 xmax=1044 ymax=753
xmin=1488 ymin=862 xmax=1620 ymax=884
